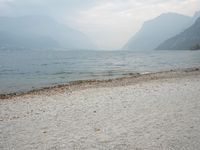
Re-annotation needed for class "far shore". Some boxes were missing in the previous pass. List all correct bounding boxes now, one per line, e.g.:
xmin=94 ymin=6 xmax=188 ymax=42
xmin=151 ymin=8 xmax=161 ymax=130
xmin=0 ymin=67 xmax=199 ymax=100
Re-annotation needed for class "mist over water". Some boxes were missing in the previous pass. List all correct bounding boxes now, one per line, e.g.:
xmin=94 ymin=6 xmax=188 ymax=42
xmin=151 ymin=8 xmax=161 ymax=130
xmin=0 ymin=49 xmax=200 ymax=94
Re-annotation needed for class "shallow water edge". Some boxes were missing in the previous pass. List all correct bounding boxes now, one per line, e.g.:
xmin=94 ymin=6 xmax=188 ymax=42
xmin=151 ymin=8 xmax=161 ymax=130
xmin=0 ymin=67 xmax=199 ymax=100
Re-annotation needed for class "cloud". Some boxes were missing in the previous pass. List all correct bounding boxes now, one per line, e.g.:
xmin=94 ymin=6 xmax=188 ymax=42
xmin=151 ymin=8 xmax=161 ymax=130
xmin=0 ymin=0 xmax=199 ymax=49
xmin=0 ymin=0 xmax=95 ymax=17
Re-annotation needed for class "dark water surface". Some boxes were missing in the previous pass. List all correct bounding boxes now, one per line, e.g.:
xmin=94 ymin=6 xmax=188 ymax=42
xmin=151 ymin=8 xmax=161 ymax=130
xmin=0 ymin=50 xmax=200 ymax=94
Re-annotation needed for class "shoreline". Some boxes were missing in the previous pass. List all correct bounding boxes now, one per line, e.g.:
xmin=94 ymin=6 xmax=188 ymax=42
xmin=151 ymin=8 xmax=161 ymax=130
xmin=1 ymin=67 xmax=199 ymax=100
xmin=1 ymin=66 xmax=200 ymax=149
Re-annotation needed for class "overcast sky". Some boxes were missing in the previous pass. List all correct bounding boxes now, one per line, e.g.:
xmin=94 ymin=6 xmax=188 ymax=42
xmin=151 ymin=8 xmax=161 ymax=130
xmin=0 ymin=0 xmax=200 ymax=49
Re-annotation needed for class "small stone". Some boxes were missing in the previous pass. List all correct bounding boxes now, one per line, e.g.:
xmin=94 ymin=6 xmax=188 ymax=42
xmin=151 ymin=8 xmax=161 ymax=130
xmin=95 ymin=128 xmax=100 ymax=132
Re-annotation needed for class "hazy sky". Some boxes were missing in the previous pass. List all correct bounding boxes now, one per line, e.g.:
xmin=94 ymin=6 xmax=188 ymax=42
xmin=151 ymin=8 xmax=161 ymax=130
xmin=0 ymin=0 xmax=200 ymax=49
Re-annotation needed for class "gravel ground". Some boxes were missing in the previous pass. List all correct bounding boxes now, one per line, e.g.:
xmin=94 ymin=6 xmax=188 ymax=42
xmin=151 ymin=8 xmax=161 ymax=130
xmin=0 ymin=70 xmax=200 ymax=150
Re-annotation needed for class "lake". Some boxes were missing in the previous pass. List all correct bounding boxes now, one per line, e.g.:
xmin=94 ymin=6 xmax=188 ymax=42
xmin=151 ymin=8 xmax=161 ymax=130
xmin=0 ymin=49 xmax=200 ymax=94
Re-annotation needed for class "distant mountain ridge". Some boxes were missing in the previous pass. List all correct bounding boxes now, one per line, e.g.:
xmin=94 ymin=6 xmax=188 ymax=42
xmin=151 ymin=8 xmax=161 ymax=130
xmin=0 ymin=16 xmax=97 ymax=50
xmin=123 ymin=11 xmax=200 ymax=51
xmin=156 ymin=17 xmax=200 ymax=50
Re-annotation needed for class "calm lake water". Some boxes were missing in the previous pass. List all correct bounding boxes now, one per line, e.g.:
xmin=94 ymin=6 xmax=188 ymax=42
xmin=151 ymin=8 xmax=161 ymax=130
xmin=0 ymin=50 xmax=200 ymax=94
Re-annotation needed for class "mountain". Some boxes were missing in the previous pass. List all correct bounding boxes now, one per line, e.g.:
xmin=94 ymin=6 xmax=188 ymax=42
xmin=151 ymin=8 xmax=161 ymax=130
xmin=156 ymin=17 xmax=200 ymax=50
xmin=123 ymin=12 xmax=198 ymax=51
xmin=0 ymin=16 xmax=96 ymax=50
xmin=193 ymin=11 xmax=200 ymax=20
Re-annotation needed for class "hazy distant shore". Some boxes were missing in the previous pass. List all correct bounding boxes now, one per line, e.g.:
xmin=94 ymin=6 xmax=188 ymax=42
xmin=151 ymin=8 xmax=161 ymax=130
xmin=0 ymin=67 xmax=199 ymax=100
xmin=1 ymin=67 xmax=200 ymax=149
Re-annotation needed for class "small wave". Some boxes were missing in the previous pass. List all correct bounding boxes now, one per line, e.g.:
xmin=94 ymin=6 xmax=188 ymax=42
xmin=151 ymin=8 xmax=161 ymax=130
xmin=0 ymin=69 xmax=15 ymax=72
xmin=53 ymin=71 xmax=73 ymax=75
xmin=116 ymin=64 xmax=126 ymax=67
xmin=41 ymin=64 xmax=48 ymax=66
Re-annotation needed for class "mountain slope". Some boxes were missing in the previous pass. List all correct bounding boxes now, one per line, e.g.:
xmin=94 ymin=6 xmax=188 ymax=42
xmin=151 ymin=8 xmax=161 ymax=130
xmin=123 ymin=13 xmax=194 ymax=51
xmin=0 ymin=16 xmax=96 ymax=50
xmin=156 ymin=17 xmax=200 ymax=50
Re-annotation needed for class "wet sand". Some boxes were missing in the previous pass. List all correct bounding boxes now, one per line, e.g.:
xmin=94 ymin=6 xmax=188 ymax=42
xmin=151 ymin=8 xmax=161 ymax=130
xmin=0 ymin=68 xmax=200 ymax=150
